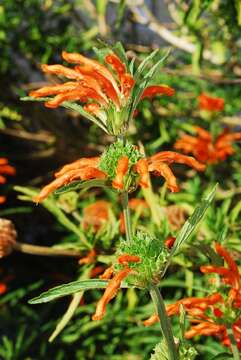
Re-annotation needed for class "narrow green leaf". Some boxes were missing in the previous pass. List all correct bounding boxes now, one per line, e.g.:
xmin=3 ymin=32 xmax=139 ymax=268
xmin=29 ymin=279 xmax=134 ymax=304
xmin=162 ymin=184 xmax=217 ymax=276
xmin=55 ymin=179 xmax=110 ymax=195
xmin=210 ymin=354 xmax=232 ymax=360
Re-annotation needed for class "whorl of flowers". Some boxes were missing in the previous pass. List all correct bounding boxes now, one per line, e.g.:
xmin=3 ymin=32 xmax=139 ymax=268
xmin=145 ymin=243 xmax=241 ymax=350
xmin=174 ymin=126 xmax=241 ymax=164
xmin=26 ymin=43 xmax=175 ymax=135
xmin=34 ymin=139 xmax=205 ymax=202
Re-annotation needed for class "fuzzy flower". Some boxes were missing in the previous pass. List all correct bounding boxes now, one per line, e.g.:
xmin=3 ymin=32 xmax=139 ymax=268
xmin=35 ymin=141 xmax=205 ymax=202
xmin=144 ymin=244 xmax=241 ymax=350
xmin=92 ymin=254 xmax=141 ymax=321
xmin=82 ymin=200 xmax=110 ymax=233
xmin=27 ymin=45 xmax=175 ymax=135
xmin=0 ymin=218 xmax=17 ymax=258
xmin=198 ymin=93 xmax=224 ymax=112
xmin=0 ymin=158 xmax=16 ymax=204
xmin=174 ymin=126 xmax=241 ymax=164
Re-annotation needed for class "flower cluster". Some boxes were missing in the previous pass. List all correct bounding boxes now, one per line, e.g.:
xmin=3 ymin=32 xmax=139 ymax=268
xmin=0 ymin=157 xmax=16 ymax=204
xmin=174 ymin=126 xmax=241 ymax=164
xmin=28 ymin=45 xmax=175 ymax=135
xmin=145 ymin=244 xmax=241 ymax=350
xmin=35 ymin=140 xmax=205 ymax=202
xmin=198 ymin=93 xmax=224 ymax=112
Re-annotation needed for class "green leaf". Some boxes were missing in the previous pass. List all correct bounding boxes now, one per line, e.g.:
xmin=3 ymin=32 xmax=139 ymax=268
xmin=29 ymin=279 xmax=134 ymax=304
xmin=162 ymin=184 xmax=217 ymax=276
xmin=210 ymin=354 xmax=233 ymax=360
xmin=20 ymin=97 xmax=108 ymax=133
xmin=55 ymin=179 xmax=110 ymax=195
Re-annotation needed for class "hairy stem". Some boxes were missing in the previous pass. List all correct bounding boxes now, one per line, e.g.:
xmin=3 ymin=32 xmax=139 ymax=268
xmin=226 ymin=323 xmax=240 ymax=360
xmin=121 ymin=191 xmax=133 ymax=244
xmin=149 ymin=283 xmax=179 ymax=360
xmin=13 ymin=242 xmax=81 ymax=257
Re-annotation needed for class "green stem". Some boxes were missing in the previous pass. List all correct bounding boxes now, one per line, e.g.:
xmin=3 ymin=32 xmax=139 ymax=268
xmin=13 ymin=242 xmax=81 ymax=257
xmin=226 ymin=323 xmax=240 ymax=360
xmin=149 ymin=283 xmax=179 ymax=360
xmin=121 ymin=191 xmax=133 ymax=244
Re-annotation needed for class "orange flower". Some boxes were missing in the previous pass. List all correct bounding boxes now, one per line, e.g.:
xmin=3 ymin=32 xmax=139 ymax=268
xmin=164 ymin=236 xmax=176 ymax=249
xmin=112 ymin=156 xmax=129 ymax=190
xmin=0 ymin=158 xmax=16 ymax=204
xmin=29 ymin=49 xmax=175 ymax=135
xmin=174 ymin=126 xmax=241 ymax=164
xmin=82 ymin=201 xmax=110 ymax=232
xmin=144 ymin=244 xmax=241 ymax=350
xmin=201 ymin=243 xmax=241 ymax=306
xmin=78 ymin=249 xmax=97 ymax=265
xmin=164 ymin=205 xmax=187 ymax=231
xmin=92 ymin=255 xmax=140 ymax=320
xmin=35 ymin=156 xmax=106 ymax=203
xmin=198 ymin=93 xmax=224 ymax=112
xmin=35 ymin=147 xmax=204 ymax=202
xmin=136 ymin=151 xmax=205 ymax=192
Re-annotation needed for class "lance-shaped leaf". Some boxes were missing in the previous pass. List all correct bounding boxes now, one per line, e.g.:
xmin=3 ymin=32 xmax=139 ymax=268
xmin=162 ymin=184 xmax=217 ymax=277
xmin=54 ymin=179 xmax=110 ymax=195
xmin=29 ymin=279 xmax=135 ymax=304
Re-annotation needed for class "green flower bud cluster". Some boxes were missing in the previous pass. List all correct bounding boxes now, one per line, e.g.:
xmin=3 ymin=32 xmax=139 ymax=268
xmin=99 ymin=139 xmax=143 ymax=191
xmin=117 ymin=231 xmax=169 ymax=287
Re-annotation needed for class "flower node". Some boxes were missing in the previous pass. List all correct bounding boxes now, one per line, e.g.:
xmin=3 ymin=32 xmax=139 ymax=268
xmin=117 ymin=231 xmax=169 ymax=287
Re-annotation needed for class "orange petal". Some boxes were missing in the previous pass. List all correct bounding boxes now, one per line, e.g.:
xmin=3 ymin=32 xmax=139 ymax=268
xmin=143 ymin=314 xmax=159 ymax=326
xmin=62 ymin=51 xmax=120 ymax=103
xmin=29 ymin=82 xmax=78 ymax=98
xmin=164 ymin=236 xmax=176 ymax=249
xmin=118 ymin=254 xmax=141 ymax=265
xmin=141 ymin=85 xmax=175 ymax=99
xmin=0 ymin=196 xmax=6 ymax=204
xmin=150 ymin=151 xmax=206 ymax=172
xmin=119 ymin=73 xmax=135 ymax=99
xmin=193 ymin=126 xmax=212 ymax=141
xmin=83 ymin=103 xmax=101 ymax=115
xmin=148 ymin=161 xmax=179 ymax=192
xmin=92 ymin=267 xmax=132 ymax=320
xmin=99 ymin=265 xmax=114 ymax=280
xmin=0 ymin=158 xmax=8 ymax=165
xmin=105 ymin=54 xmax=126 ymax=79
xmin=198 ymin=93 xmax=224 ymax=112
xmin=0 ymin=176 xmax=6 ymax=184
xmin=41 ymin=64 xmax=84 ymax=81
xmin=112 ymin=156 xmax=129 ymax=190
xmin=135 ymin=158 xmax=149 ymax=188
xmin=55 ymin=157 xmax=100 ymax=177
xmin=0 ymin=165 xmax=16 ymax=176
xmin=215 ymin=243 xmax=240 ymax=288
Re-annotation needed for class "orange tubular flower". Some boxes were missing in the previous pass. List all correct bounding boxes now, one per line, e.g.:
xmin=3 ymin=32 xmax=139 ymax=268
xmin=198 ymin=93 xmax=224 ymax=112
xmin=28 ymin=47 xmax=175 ymax=135
xmin=35 ymin=156 xmax=106 ymax=203
xmin=82 ymin=200 xmax=110 ymax=232
xmin=145 ymin=244 xmax=241 ymax=350
xmin=138 ymin=151 xmax=205 ymax=193
xmin=92 ymin=255 xmax=140 ymax=321
xmin=112 ymin=156 xmax=129 ymax=190
xmin=0 ymin=158 xmax=16 ymax=204
xmin=78 ymin=249 xmax=97 ymax=265
xmin=174 ymin=126 xmax=241 ymax=164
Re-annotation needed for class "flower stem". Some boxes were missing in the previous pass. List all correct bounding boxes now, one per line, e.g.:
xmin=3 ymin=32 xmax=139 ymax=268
xmin=226 ymin=323 xmax=240 ymax=360
xmin=149 ymin=283 xmax=179 ymax=360
xmin=121 ymin=191 xmax=133 ymax=244
xmin=13 ymin=242 xmax=81 ymax=258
